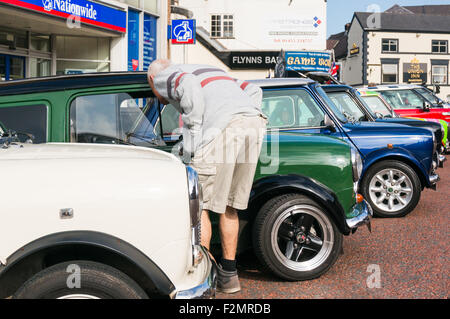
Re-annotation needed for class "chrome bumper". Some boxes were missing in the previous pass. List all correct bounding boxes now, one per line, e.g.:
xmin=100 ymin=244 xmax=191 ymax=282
xmin=438 ymin=154 xmax=446 ymax=168
xmin=429 ymin=173 xmax=440 ymax=191
xmin=174 ymin=246 xmax=217 ymax=299
xmin=346 ymin=200 xmax=373 ymax=232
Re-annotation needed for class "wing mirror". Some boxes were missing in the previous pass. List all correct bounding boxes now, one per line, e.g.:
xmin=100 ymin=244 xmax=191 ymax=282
xmin=374 ymin=112 xmax=384 ymax=119
xmin=323 ymin=114 xmax=336 ymax=132
xmin=423 ymin=101 xmax=431 ymax=112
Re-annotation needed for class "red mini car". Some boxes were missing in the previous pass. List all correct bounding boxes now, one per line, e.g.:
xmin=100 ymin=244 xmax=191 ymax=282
xmin=361 ymin=85 xmax=450 ymax=123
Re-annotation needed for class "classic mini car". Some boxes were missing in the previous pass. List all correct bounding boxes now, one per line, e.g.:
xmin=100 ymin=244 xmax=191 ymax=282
xmin=0 ymin=139 xmax=216 ymax=299
xmin=321 ymin=85 xmax=447 ymax=168
xmin=0 ymin=73 xmax=371 ymax=281
xmin=360 ymin=85 xmax=450 ymax=123
xmin=246 ymin=79 xmax=438 ymax=218
xmin=358 ymin=90 xmax=449 ymax=153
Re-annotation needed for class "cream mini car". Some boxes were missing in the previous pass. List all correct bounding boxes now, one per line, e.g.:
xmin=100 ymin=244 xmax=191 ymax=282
xmin=0 ymin=140 xmax=216 ymax=299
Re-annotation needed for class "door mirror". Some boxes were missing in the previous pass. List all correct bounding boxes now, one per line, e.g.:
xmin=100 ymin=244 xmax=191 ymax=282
xmin=323 ymin=114 xmax=336 ymax=132
xmin=374 ymin=112 xmax=384 ymax=119
xmin=423 ymin=101 xmax=431 ymax=112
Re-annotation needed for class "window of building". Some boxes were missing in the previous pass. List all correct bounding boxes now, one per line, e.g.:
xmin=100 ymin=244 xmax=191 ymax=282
xmin=432 ymin=40 xmax=448 ymax=53
xmin=30 ymin=58 xmax=51 ymax=78
xmin=211 ymin=14 xmax=234 ymax=38
xmin=0 ymin=28 xmax=27 ymax=49
xmin=56 ymin=36 xmax=110 ymax=75
xmin=30 ymin=34 xmax=51 ymax=52
xmin=382 ymin=64 xmax=398 ymax=84
xmin=382 ymin=39 xmax=398 ymax=53
xmin=432 ymin=65 xmax=448 ymax=84
xmin=0 ymin=104 xmax=48 ymax=143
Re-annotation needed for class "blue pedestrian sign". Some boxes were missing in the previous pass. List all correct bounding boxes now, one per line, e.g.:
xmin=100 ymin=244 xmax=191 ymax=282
xmin=171 ymin=19 xmax=196 ymax=44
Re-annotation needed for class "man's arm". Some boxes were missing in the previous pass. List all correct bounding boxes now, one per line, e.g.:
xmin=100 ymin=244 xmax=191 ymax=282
xmin=234 ymin=79 xmax=263 ymax=107
xmin=173 ymin=73 xmax=205 ymax=155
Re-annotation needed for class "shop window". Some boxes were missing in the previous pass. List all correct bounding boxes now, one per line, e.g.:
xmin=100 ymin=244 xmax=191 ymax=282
xmin=56 ymin=36 xmax=110 ymax=61
xmin=432 ymin=65 xmax=448 ymax=84
xmin=30 ymin=34 xmax=51 ymax=52
xmin=382 ymin=39 xmax=398 ymax=53
xmin=0 ymin=104 xmax=48 ymax=143
xmin=0 ymin=28 xmax=27 ymax=49
xmin=56 ymin=36 xmax=110 ymax=74
xmin=381 ymin=64 xmax=398 ymax=84
xmin=30 ymin=58 xmax=51 ymax=78
xmin=432 ymin=40 xmax=448 ymax=53
xmin=211 ymin=14 xmax=234 ymax=38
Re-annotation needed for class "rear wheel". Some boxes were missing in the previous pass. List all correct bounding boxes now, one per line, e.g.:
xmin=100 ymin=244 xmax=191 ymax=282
xmin=361 ymin=160 xmax=421 ymax=218
xmin=14 ymin=261 xmax=148 ymax=299
xmin=252 ymin=194 xmax=342 ymax=281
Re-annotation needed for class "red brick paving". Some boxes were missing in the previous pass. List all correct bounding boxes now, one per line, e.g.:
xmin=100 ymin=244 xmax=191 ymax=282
xmin=218 ymin=165 xmax=450 ymax=299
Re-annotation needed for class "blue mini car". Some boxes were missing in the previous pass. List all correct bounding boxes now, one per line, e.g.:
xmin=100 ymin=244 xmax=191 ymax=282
xmin=248 ymin=79 xmax=439 ymax=218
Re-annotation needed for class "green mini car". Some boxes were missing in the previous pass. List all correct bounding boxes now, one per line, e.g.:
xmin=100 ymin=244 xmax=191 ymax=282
xmin=0 ymin=73 xmax=371 ymax=281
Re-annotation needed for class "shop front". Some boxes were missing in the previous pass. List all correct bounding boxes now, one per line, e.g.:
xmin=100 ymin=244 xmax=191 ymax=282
xmin=0 ymin=0 xmax=165 ymax=81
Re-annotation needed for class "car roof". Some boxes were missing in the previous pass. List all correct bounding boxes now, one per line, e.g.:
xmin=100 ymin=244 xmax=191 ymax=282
xmin=358 ymin=84 xmax=423 ymax=91
xmin=321 ymin=84 xmax=354 ymax=92
xmin=248 ymin=78 xmax=315 ymax=88
xmin=0 ymin=72 xmax=150 ymax=97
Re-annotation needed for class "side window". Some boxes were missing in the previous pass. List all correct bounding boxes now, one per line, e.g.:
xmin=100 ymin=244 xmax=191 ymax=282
xmin=262 ymin=89 xmax=326 ymax=129
xmin=70 ymin=93 xmax=159 ymax=146
xmin=155 ymin=104 xmax=183 ymax=138
xmin=262 ymin=96 xmax=295 ymax=128
xmin=296 ymin=90 xmax=325 ymax=127
xmin=0 ymin=104 xmax=48 ymax=143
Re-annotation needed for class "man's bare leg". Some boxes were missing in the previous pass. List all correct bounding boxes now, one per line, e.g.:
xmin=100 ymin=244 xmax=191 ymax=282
xmin=201 ymin=209 xmax=212 ymax=250
xmin=216 ymin=206 xmax=241 ymax=293
xmin=219 ymin=206 xmax=239 ymax=260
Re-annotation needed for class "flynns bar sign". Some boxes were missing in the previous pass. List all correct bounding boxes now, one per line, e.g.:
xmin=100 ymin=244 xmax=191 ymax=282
xmin=0 ymin=0 xmax=126 ymax=33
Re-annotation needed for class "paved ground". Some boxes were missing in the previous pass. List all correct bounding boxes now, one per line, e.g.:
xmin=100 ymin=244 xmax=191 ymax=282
xmin=218 ymin=165 xmax=450 ymax=299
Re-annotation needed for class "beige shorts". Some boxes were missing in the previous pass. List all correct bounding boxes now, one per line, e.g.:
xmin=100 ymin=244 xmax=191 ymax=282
xmin=191 ymin=114 xmax=267 ymax=214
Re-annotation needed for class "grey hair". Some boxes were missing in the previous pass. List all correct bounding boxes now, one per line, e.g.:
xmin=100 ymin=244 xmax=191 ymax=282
xmin=147 ymin=59 xmax=172 ymax=78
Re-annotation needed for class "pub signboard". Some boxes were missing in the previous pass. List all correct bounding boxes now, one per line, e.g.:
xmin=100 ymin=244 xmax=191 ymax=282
xmin=403 ymin=58 xmax=427 ymax=84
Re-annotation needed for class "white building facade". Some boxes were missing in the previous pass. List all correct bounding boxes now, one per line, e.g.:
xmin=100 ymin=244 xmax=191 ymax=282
xmin=170 ymin=0 xmax=327 ymax=79
xmin=0 ymin=0 xmax=168 ymax=81
xmin=340 ymin=10 xmax=450 ymax=99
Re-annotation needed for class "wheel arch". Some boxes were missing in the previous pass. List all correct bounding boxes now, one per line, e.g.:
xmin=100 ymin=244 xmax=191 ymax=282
xmin=361 ymin=153 xmax=428 ymax=189
xmin=245 ymin=175 xmax=351 ymax=235
xmin=0 ymin=231 xmax=175 ymax=299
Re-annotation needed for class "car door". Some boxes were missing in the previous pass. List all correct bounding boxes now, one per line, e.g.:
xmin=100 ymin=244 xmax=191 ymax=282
xmin=261 ymin=87 xmax=344 ymax=138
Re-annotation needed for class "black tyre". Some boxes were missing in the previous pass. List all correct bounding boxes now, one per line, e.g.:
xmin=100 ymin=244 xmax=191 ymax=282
xmin=361 ymin=160 xmax=421 ymax=218
xmin=14 ymin=261 xmax=148 ymax=299
xmin=252 ymin=194 xmax=343 ymax=281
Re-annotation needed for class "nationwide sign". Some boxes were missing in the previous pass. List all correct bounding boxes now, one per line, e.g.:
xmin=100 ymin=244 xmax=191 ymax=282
xmin=285 ymin=51 xmax=332 ymax=72
xmin=0 ymin=0 xmax=126 ymax=33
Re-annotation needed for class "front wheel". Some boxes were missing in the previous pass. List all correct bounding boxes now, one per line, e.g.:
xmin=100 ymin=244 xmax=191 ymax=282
xmin=14 ymin=261 xmax=148 ymax=299
xmin=361 ymin=160 xmax=421 ymax=218
xmin=252 ymin=194 xmax=343 ymax=281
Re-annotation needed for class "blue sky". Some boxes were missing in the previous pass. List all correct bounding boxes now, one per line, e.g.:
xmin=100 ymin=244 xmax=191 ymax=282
xmin=327 ymin=0 xmax=450 ymax=37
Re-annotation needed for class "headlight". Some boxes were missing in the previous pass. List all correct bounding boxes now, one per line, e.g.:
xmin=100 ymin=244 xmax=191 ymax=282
xmin=186 ymin=166 xmax=203 ymax=267
xmin=351 ymin=147 xmax=363 ymax=182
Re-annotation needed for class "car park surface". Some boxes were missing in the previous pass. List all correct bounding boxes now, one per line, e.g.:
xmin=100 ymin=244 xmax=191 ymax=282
xmin=217 ymin=164 xmax=450 ymax=299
